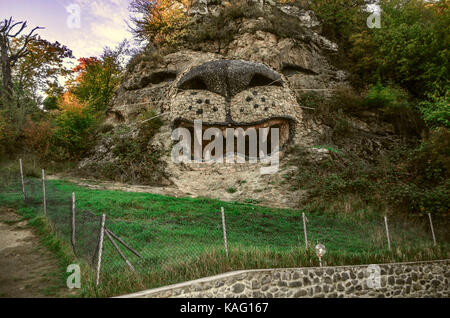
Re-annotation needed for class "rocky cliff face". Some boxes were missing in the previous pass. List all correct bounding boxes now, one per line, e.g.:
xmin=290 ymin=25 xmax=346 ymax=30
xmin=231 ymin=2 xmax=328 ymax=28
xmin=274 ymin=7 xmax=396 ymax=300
xmin=107 ymin=1 xmax=349 ymax=125
xmin=79 ymin=1 xmax=396 ymax=208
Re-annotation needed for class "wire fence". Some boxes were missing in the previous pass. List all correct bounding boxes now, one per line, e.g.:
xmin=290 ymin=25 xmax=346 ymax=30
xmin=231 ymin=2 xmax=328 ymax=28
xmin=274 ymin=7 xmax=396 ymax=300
xmin=0 ymin=160 xmax=448 ymax=288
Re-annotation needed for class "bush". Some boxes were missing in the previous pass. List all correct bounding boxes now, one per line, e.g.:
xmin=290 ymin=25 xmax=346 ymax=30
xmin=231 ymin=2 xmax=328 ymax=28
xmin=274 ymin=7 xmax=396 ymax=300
xmin=329 ymin=87 xmax=365 ymax=114
xmin=126 ymin=47 xmax=164 ymax=73
xmin=306 ymin=0 xmax=367 ymax=45
xmin=22 ymin=116 xmax=54 ymax=158
xmin=363 ymin=83 xmax=408 ymax=110
xmin=81 ymin=110 xmax=167 ymax=185
xmin=186 ymin=0 xmax=262 ymax=52
xmin=287 ymin=127 xmax=449 ymax=219
xmin=407 ymin=128 xmax=450 ymax=186
xmin=296 ymin=91 xmax=325 ymax=110
xmin=364 ymin=83 xmax=425 ymax=137
xmin=0 ymin=111 xmax=21 ymax=159
xmin=50 ymin=107 xmax=97 ymax=161
xmin=387 ymin=181 xmax=449 ymax=217
xmin=350 ymin=0 xmax=450 ymax=98
xmin=419 ymin=95 xmax=450 ymax=129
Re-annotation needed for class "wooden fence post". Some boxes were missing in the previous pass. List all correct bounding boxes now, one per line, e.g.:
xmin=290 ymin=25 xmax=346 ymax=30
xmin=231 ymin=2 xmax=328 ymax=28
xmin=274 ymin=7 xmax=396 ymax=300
xmin=96 ymin=214 xmax=106 ymax=286
xmin=19 ymin=159 xmax=25 ymax=201
xmin=428 ymin=213 xmax=437 ymax=246
xmin=106 ymin=228 xmax=143 ymax=259
xmin=302 ymin=212 xmax=308 ymax=250
xmin=71 ymin=192 xmax=76 ymax=254
xmin=42 ymin=169 xmax=47 ymax=216
xmin=384 ymin=215 xmax=391 ymax=251
xmin=105 ymin=230 xmax=135 ymax=273
xmin=221 ymin=207 xmax=229 ymax=257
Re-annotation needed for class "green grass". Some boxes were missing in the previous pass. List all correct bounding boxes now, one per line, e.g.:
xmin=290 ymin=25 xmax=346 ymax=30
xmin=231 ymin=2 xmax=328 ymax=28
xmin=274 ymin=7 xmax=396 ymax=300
xmin=0 ymin=172 xmax=448 ymax=297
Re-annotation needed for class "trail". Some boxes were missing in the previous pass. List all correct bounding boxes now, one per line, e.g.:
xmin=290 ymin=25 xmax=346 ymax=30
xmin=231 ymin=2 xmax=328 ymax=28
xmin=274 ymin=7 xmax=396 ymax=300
xmin=0 ymin=207 xmax=74 ymax=298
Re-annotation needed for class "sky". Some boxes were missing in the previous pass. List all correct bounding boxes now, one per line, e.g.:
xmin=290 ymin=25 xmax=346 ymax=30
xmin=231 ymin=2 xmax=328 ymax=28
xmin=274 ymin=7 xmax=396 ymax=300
xmin=1 ymin=0 xmax=134 ymax=61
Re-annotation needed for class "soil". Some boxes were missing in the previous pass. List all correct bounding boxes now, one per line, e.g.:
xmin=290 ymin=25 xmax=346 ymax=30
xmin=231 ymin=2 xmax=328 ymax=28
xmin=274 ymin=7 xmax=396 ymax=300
xmin=0 ymin=207 xmax=75 ymax=298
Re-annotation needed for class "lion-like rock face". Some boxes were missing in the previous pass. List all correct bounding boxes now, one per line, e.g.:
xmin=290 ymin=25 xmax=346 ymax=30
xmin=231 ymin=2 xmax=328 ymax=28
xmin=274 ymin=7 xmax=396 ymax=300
xmin=167 ymin=59 xmax=302 ymax=153
xmin=102 ymin=2 xmax=353 ymax=165
xmin=82 ymin=2 xmax=357 ymax=206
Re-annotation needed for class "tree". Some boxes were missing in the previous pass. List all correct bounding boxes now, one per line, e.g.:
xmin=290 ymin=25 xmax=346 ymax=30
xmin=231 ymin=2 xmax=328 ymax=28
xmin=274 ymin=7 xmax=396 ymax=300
xmin=0 ymin=17 xmax=43 ymax=105
xmin=13 ymin=36 xmax=73 ymax=97
xmin=350 ymin=0 xmax=449 ymax=98
xmin=70 ymin=40 xmax=129 ymax=112
xmin=306 ymin=0 xmax=374 ymax=46
xmin=129 ymin=0 xmax=192 ymax=45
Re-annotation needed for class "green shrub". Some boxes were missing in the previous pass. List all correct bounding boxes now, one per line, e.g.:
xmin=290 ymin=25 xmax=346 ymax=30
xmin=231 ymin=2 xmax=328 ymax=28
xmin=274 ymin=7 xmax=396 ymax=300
xmin=296 ymin=91 xmax=325 ymax=109
xmin=226 ymin=187 xmax=237 ymax=194
xmin=185 ymin=0 xmax=262 ymax=52
xmin=50 ymin=108 xmax=97 ymax=161
xmin=81 ymin=110 xmax=166 ymax=185
xmin=387 ymin=181 xmax=449 ymax=217
xmin=363 ymin=83 xmax=425 ymax=137
xmin=364 ymin=83 xmax=408 ymax=110
xmin=350 ymin=0 xmax=449 ymax=98
xmin=419 ymin=95 xmax=450 ymax=129
xmin=306 ymin=0 xmax=367 ymax=44
xmin=287 ymin=129 xmax=449 ymax=219
xmin=328 ymin=88 xmax=365 ymax=115
xmin=0 ymin=111 xmax=21 ymax=159
xmin=407 ymin=128 xmax=450 ymax=186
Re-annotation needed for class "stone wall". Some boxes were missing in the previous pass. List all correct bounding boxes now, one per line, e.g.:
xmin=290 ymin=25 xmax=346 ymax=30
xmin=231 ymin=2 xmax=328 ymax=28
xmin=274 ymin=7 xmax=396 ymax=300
xmin=120 ymin=260 xmax=449 ymax=298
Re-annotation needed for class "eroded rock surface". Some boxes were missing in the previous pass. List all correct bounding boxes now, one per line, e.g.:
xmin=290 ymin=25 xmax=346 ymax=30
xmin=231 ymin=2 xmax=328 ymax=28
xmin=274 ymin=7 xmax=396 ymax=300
xmin=79 ymin=1 xmax=392 ymax=206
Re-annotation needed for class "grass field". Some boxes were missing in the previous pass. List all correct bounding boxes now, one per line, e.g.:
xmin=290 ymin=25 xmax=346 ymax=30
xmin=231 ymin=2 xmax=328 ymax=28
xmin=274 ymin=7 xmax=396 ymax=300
xmin=0 ymin=169 xmax=448 ymax=297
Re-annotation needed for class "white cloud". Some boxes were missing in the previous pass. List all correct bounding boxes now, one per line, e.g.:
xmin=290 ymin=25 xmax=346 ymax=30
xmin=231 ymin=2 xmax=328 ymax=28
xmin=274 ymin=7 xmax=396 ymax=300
xmin=69 ymin=0 xmax=132 ymax=58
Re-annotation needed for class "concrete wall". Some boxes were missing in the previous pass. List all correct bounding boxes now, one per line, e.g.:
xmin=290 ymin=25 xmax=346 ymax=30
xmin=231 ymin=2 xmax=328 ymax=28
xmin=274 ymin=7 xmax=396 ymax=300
xmin=119 ymin=260 xmax=449 ymax=298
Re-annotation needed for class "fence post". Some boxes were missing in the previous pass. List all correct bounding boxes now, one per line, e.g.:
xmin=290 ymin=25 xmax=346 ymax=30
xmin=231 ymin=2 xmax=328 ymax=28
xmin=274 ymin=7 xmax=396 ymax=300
xmin=19 ymin=158 xmax=25 ymax=201
xmin=384 ymin=215 xmax=391 ymax=251
xmin=428 ymin=213 xmax=437 ymax=246
xmin=105 ymin=230 xmax=135 ymax=273
xmin=221 ymin=207 xmax=229 ymax=257
xmin=106 ymin=228 xmax=143 ymax=259
xmin=71 ymin=192 xmax=76 ymax=254
xmin=96 ymin=214 xmax=106 ymax=286
xmin=42 ymin=169 xmax=47 ymax=216
xmin=302 ymin=212 xmax=308 ymax=250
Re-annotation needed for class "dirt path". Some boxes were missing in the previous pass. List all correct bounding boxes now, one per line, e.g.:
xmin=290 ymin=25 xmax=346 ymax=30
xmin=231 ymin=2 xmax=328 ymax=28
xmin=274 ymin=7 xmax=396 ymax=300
xmin=0 ymin=207 xmax=74 ymax=298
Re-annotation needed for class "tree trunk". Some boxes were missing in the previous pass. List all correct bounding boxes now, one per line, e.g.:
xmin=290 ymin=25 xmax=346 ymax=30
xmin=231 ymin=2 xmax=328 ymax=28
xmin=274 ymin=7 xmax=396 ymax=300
xmin=0 ymin=37 xmax=13 ymax=106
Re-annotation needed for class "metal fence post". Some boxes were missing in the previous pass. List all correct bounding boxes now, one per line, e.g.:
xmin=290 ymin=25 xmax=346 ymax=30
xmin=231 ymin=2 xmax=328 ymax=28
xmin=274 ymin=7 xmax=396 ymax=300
xmin=384 ymin=215 xmax=391 ymax=251
xmin=96 ymin=214 xmax=106 ymax=286
xmin=302 ymin=212 xmax=308 ymax=250
xmin=42 ymin=169 xmax=47 ymax=216
xmin=221 ymin=207 xmax=229 ymax=257
xmin=428 ymin=213 xmax=437 ymax=246
xmin=19 ymin=158 xmax=25 ymax=201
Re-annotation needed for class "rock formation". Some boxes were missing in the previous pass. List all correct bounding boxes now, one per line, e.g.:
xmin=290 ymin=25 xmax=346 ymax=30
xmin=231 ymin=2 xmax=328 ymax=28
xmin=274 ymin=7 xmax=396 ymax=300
xmin=79 ymin=1 xmax=395 ymax=208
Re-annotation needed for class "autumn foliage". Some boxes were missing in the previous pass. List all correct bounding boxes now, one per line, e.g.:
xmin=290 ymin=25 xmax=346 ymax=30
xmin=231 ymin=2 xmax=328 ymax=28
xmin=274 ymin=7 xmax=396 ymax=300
xmin=22 ymin=116 xmax=53 ymax=156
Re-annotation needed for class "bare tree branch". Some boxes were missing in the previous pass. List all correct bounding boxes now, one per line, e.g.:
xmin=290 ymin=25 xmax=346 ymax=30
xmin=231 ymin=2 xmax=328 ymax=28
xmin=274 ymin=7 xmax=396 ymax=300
xmin=8 ymin=21 xmax=28 ymax=38
xmin=10 ymin=26 xmax=45 ymax=63
xmin=0 ymin=16 xmax=44 ymax=105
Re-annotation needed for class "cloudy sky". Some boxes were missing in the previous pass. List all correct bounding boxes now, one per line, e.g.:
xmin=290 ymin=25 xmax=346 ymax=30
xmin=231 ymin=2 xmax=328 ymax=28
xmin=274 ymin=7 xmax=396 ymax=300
xmin=1 ymin=0 xmax=133 ymax=60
